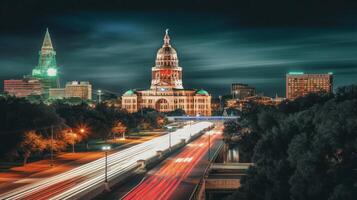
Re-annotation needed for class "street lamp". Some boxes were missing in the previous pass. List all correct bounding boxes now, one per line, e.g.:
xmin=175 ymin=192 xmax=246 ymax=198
xmin=50 ymin=125 xmax=54 ymax=167
xmin=98 ymin=90 xmax=102 ymax=103
xmin=102 ymin=145 xmax=111 ymax=191
xmin=208 ymin=131 xmax=211 ymax=161
xmin=189 ymin=120 xmax=192 ymax=138
xmin=120 ymin=130 xmax=126 ymax=141
xmin=167 ymin=126 xmax=172 ymax=150
xmin=72 ymin=133 xmax=77 ymax=153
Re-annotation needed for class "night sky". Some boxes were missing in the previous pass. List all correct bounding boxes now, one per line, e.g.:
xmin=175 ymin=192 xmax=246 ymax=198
xmin=1 ymin=1 xmax=357 ymax=97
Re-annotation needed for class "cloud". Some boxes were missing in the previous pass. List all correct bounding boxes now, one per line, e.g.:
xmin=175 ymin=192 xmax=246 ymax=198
xmin=1 ymin=12 xmax=357 ymax=97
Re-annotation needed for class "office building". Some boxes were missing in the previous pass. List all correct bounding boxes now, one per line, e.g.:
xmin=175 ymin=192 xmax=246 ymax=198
xmin=286 ymin=72 xmax=333 ymax=99
xmin=4 ymin=79 xmax=43 ymax=97
xmin=231 ymin=83 xmax=255 ymax=99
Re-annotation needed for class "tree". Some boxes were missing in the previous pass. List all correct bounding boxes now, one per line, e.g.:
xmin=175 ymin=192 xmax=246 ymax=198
xmin=112 ymin=121 xmax=127 ymax=139
xmin=287 ymin=100 xmax=357 ymax=200
xmin=47 ymin=138 xmax=67 ymax=153
xmin=156 ymin=116 xmax=166 ymax=128
xmin=62 ymin=130 xmax=82 ymax=152
xmin=223 ymin=120 xmax=241 ymax=137
xmin=165 ymin=109 xmax=186 ymax=116
xmin=138 ymin=121 xmax=152 ymax=130
xmin=229 ymin=85 xmax=357 ymax=200
xmin=18 ymin=131 xmax=46 ymax=165
xmin=0 ymin=96 xmax=62 ymax=159
xmin=335 ymin=85 xmax=357 ymax=102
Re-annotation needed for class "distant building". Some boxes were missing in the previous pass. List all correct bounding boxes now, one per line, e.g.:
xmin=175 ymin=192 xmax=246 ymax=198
xmin=286 ymin=72 xmax=333 ymax=100
xmin=122 ymin=30 xmax=211 ymax=116
xmin=65 ymin=81 xmax=92 ymax=100
xmin=231 ymin=83 xmax=255 ymax=99
xmin=49 ymin=88 xmax=65 ymax=99
xmin=4 ymin=79 xmax=43 ymax=97
xmin=49 ymin=81 xmax=92 ymax=100
xmin=227 ymin=94 xmax=285 ymax=111
xmin=31 ymin=28 xmax=60 ymax=96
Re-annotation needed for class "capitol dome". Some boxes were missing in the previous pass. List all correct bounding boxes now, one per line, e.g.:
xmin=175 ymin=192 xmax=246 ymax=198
xmin=196 ymin=89 xmax=209 ymax=96
xmin=123 ymin=89 xmax=136 ymax=96
xmin=155 ymin=29 xmax=179 ymax=68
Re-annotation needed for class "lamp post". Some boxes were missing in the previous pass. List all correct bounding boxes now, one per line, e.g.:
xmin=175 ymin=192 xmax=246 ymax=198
xmin=189 ymin=120 xmax=192 ymax=138
xmin=50 ymin=125 xmax=54 ymax=167
xmin=98 ymin=90 xmax=102 ymax=103
xmin=72 ymin=133 xmax=77 ymax=153
xmin=102 ymin=145 xmax=111 ymax=191
xmin=167 ymin=126 xmax=172 ymax=150
xmin=208 ymin=131 xmax=211 ymax=161
xmin=219 ymin=95 xmax=222 ymax=112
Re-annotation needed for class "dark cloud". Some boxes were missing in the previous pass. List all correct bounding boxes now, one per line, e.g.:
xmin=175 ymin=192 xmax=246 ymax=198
xmin=1 ymin=9 xmax=357 ymax=97
xmin=1 ymin=0 xmax=357 ymax=29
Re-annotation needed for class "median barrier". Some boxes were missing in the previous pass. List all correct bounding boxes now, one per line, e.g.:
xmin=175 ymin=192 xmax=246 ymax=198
xmin=78 ymin=123 xmax=215 ymax=200
xmin=77 ymin=164 xmax=141 ymax=200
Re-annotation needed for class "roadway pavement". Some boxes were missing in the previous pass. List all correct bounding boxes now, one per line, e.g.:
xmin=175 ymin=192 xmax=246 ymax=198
xmin=0 ymin=122 xmax=213 ymax=200
xmin=113 ymin=125 xmax=223 ymax=200
xmin=0 ymin=135 xmax=158 ymax=195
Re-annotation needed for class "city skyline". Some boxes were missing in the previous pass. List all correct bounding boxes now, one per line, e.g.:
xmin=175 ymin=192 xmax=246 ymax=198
xmin=1 ymin=1 xmax=357 ymax=97
xmin=1 ymin=1 xmax=356 ymax=200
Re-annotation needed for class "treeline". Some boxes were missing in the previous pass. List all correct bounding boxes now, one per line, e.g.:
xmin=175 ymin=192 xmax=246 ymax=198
xmin=224 ymin=85 xmax=357 ymax=200
xmin=0 ymin=96 xmax=184 ymax=165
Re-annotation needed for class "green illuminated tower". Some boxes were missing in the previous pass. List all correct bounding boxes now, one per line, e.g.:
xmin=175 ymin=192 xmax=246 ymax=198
xmin=32 ymin=28 xmax=60 ymax=95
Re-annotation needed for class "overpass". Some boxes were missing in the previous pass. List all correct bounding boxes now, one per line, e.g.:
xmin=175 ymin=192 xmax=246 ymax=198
xmin=167 ymin=116 xmax=239 ymax=122
xmin=190 ymin=163 xmax=254 ymax=200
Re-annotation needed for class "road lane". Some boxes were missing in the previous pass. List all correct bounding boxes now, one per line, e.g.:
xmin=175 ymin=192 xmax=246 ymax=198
xmin=122 ymin=126 xmax=222 ymax=200
xmin=0 ymin=122 xmax=213 ymax=200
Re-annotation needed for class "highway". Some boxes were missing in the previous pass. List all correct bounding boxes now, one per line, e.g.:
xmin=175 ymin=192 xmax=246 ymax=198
xmin=0 ymin=122 xmax=213 ymax=200
xmin=122 ymin=125 xmax=222 ymax=200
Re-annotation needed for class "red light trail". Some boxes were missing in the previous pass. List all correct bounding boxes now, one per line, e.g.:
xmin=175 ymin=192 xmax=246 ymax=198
xmin=123 ymin=128 xmax=221 ymax=200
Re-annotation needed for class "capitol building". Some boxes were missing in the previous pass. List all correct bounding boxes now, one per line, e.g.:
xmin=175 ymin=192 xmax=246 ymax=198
xmin=122 ymin=30 xmax=211 ymax=116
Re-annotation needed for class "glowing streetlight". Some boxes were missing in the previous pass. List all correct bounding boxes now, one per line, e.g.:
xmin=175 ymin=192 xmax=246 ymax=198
xmin=102 ymin=145 xmax=111 ymax=191
xmin=98 ymin=90 xmax=102 ymax=103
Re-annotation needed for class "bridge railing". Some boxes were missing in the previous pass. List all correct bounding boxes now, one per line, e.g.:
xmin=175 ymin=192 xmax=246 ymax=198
xmin=167 ymin=116 xmax=239 ymax=122
xmin=189 ymin=142 xmax=224 ymax=200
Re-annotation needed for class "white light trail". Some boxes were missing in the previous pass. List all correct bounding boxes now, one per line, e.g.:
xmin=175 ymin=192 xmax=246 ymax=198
xmin=0 ymin=122 xmax=213 ymax=200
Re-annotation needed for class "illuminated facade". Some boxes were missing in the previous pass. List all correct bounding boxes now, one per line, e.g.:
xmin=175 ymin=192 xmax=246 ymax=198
xmin=286 ymin=72 xmax=333 ymax=99
xmin=49 ymin=88 xmax=65 ymax=99
xmin=231 ymin=83 xmax=255 ymax=99
xmin=4 ymin=79 xmax=43 ymax=97
xmin=122 ymin=30 xmax=211 ymax=116
xmin=49 ymin=81 xmax=92 ymax=100
xmin=65 ymin=81 xmax=92 ymax=100
xmin=31 ymin=28 xmax=60 ymax=95
xmin=227 ymin=95 xmax=285 ymax=111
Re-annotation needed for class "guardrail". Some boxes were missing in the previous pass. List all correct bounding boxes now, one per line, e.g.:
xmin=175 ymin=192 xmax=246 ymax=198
xmin=189 ymin=141 xmax=224 ymax=200
xmin=167 ymin=116 xmax=239 ymax=122
xmin=118 ymin=124 xmax=216 ymax=200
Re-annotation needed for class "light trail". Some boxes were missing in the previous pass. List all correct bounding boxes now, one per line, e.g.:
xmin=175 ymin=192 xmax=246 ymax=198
xmin=0 ymin=122 xmax=213 ymax=200
xmin=122 ymin=127 xmax=222 ymax=200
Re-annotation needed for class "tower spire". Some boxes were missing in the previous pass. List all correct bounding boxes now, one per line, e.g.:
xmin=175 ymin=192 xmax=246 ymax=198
xmin=163 ymin=28 xmax=170 ymax=46
xmin=42 ymin=28 xmax=53 ymax=50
